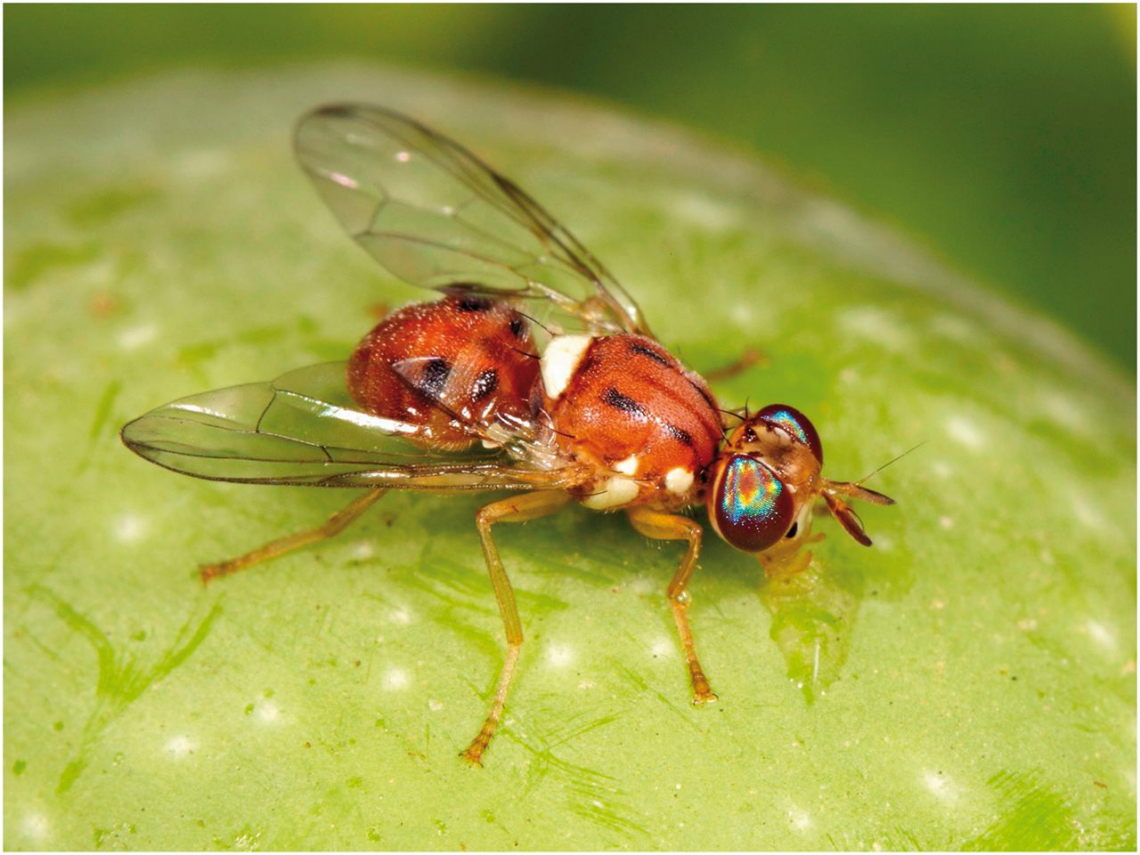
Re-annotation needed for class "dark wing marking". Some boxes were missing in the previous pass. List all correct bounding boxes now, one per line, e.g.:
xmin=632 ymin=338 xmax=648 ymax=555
xmin=121 ymin=362 xmax=587 ymax=490
xmin=294 ymin=103 xmax=652 ymax=337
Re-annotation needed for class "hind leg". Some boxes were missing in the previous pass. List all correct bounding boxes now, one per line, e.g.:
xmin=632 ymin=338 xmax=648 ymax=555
xmin=199 ymin=488 xmax=387 ymax=584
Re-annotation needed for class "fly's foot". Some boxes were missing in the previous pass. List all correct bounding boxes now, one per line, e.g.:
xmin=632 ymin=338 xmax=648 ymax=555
xmin=690 ymin=667 xmax=719 ymax=706
xmin=198 ymin=561 xmax=236 ymax=586
xmin=462 ymin=729 xmax=493 ymax=767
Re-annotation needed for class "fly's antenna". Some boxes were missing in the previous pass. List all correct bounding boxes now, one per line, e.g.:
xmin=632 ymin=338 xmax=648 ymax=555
xmin=855 ymin=440 xmax=926 ymax=487
xmin=508 ymin=345 xmax=542 ymax=360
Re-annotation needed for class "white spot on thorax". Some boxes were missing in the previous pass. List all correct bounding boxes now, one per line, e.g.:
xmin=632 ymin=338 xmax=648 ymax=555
xmin=945 ymin=415 xmax=985 ymax=450
xmin=113 ymin=513 xmax=147 ymax=543
xmin=614 ymin=454 xmax=640 ymax=476
xmin=383 ymin=668 xmax=409 ymax=690
xmin=165 ymin=735 xmax=196 ymax=758
xmin=580 ymin=475 xmax=640 ymax=510
xmin=665 ymin=467 xmax=694 ymax=495
xmin=541 ymin=335 xmax=594 ymax=399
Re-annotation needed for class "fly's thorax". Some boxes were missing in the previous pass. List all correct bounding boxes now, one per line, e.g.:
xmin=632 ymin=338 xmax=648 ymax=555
xmin=540 ymin=333 xmax=722 ymax=512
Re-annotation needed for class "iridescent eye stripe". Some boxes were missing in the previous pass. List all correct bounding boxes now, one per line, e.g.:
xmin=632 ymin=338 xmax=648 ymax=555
xmin=720 ymin=456 xmax=783 ymax=530
xmin=764 ymin=407 xmax=810 ymax=446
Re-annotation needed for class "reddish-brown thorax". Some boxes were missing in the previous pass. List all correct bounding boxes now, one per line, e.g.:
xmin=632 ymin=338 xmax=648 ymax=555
xmin=542 ymin=334 xmax=723 ymax=508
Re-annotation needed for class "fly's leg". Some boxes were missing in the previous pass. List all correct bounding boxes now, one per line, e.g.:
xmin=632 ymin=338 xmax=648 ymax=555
xmin=626 ymin=506 xmax=717 ymax=705
xmin=703 ymin=346 xmax=768 ymax=382
xmin=463 ymin=490 xmax=571 ymax=766
xmin=199 ymin=489 xmax=387 ymax=585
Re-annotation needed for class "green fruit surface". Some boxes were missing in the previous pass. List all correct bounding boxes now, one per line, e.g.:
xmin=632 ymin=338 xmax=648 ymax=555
xmin=5 ymin=64 xmax=1135 ymax=850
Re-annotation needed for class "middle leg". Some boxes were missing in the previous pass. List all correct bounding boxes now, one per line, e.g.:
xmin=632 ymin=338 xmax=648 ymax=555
xmin=626 ymin=506 xmax=717 ymax=705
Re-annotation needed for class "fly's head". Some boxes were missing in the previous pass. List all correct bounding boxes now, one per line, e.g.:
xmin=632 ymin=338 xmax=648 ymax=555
xmin=706 ymin=404 xmax=895 ymax=567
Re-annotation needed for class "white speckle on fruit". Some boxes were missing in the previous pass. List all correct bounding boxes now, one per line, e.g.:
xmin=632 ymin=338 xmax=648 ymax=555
xmin=1085 ymin=619 xmax=1117 ymax=651
xmin=672 ymin=191 xmax=738 ymax=230
xmin=383 ymin=668 xmax=409 ymax=691
xmin=733 ymin=302 xmax=755 ymax=324
xmin=351 ymin=541 xmax=375 ymax=559
xmin=118 ymin=323 xmax=158 ymax=351
xmin=931 ymin=460 xmax=954 ymax=479
xmin=923 ymin=770 xmax=957 ymax=802
xmin=630 ymin=577 xmax=654 ymax=595
xmin=546 ymin=644 xmax=574 ymax=667
xmin=113 ymin=513 xmax=147 ymax=543
xmin=1071 ymin=495 xmax=1106 ymax=531
xmin=255 ymin=699 xmax=279 ymax=724
xmin=428 ymin=699 xmax=443 ymax=712
xmin=165 ymin=735 xmax=196 ymax=758
xmin=788 ymin=807 xmax=812 ymax=830
xmin=177 ymin=149 xmax=228 ymax=179
xmin=390 ymin=607 xmax=413 ymax=626
xmin=939 ymin=516 xmax=955 ymax=530
xmin=22 ymin=813 xmax=49 ymax=841
xmin=930 ymin=315 xmax=977 ymax=342
xmin=946 ymin=416 xmax=984 ymax=450
xmin=840 ymin=306 xmax=911 ymax=351
xmin=651 ymin=637 xmax=674 ymax=657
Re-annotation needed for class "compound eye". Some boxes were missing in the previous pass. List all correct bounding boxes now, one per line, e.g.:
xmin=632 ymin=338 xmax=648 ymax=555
xmin=756 ymin=403 xmax=823 ymax=464
xmin=710 ymin=455 xmax=795 ymax=553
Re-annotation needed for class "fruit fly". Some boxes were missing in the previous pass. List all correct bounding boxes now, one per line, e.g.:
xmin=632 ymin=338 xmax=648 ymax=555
xmin=122 ymin=105 xmax=895 ymax=765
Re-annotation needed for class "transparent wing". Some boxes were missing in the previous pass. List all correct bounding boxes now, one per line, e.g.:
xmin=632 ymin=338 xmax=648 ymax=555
xmin=121 ymin=363 xmax=587 ymax=490
xmin=294 ymin=103 xmax=652 ymax=337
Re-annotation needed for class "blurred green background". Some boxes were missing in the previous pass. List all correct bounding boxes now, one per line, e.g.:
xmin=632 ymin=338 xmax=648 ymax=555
xmin=7 ymin=4 xmax=1136 ymax=369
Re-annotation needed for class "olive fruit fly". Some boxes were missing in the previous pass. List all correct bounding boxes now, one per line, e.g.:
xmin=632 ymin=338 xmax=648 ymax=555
xmin=122 ymin=105 xmax=895 ymax=765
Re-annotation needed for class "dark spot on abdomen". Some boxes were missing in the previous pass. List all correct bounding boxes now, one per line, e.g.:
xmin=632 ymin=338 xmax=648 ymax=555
xmin=419 ymin=358 xmax=451 ymax=397
xmin=471 ymin=368 xmax=499 ymax=401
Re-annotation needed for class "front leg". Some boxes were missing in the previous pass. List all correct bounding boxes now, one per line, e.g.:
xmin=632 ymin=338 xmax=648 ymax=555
xmin=626 ymin=506 xmax=718 ymax=705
